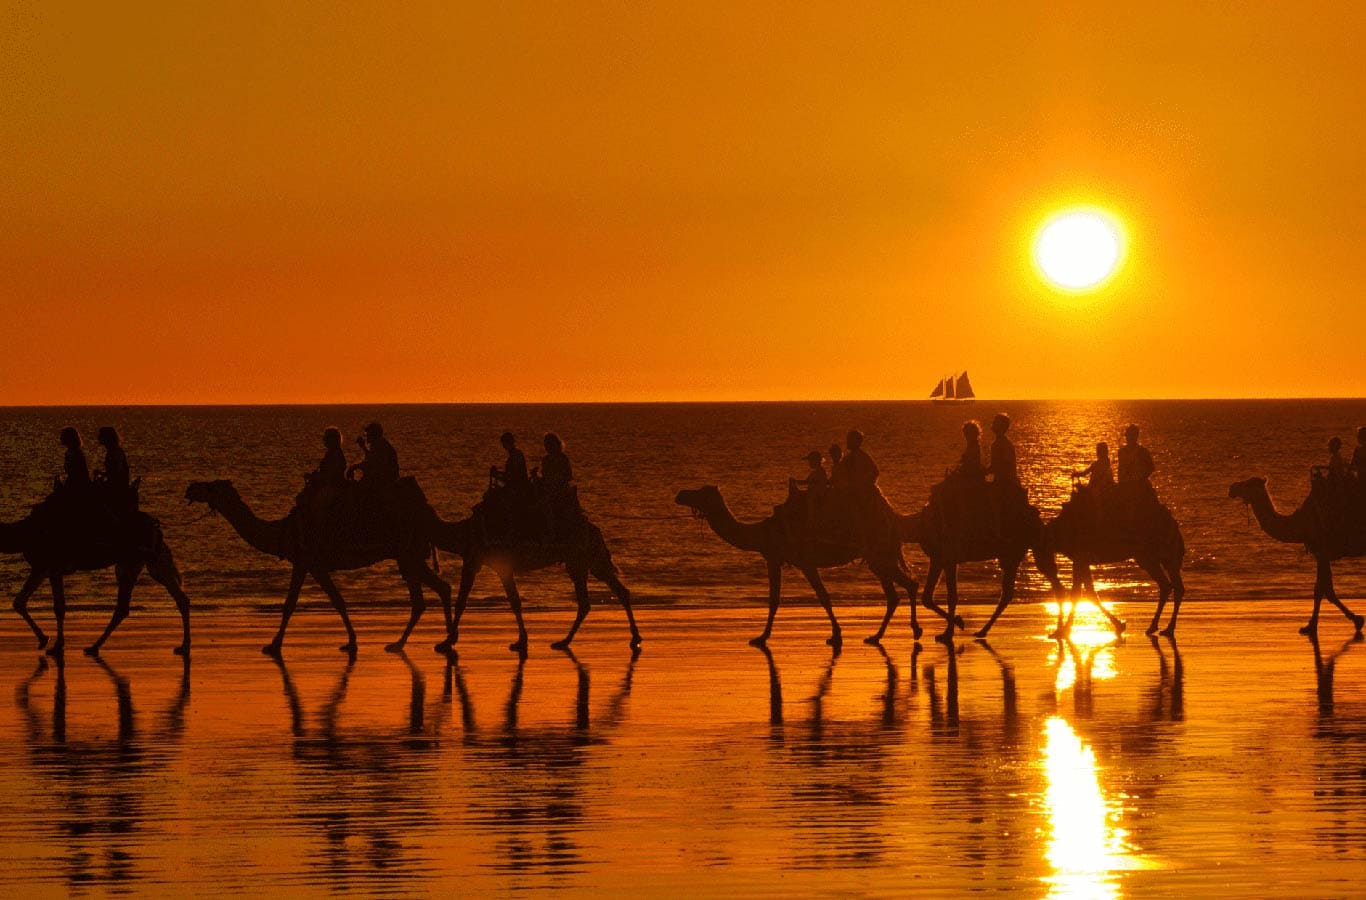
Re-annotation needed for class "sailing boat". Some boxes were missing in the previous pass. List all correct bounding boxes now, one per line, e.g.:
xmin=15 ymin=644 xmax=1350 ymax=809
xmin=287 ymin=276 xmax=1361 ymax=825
xmin=930 ymin=371 xmax=975 ymax=404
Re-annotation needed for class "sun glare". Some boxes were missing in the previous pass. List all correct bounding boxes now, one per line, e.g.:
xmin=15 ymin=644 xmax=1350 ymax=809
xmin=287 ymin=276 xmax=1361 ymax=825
xmin=1034 ymin=209 xmax=1125 ymax=292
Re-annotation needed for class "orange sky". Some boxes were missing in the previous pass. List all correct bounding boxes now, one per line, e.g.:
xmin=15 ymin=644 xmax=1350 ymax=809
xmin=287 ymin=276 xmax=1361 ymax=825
xmin=4 ymin=2 xmax=1364 ymax=403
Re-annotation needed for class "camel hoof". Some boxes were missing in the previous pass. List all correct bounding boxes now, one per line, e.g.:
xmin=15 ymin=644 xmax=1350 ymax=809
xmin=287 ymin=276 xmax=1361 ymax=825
xmin=863 ymin=635 xmax=883 ymax=646
xmin=1354 ymin=615 xmax=1365 ymax=634
xmin=749 ymin=636 xmax=769 ymax=648
xmin=174 ymin=645 xmax=190 ymax=656
xmin=827 ymin=635 xmax=843 ymax=648
xmin=262 ymin=643 xmax=283 ymax=657
xmin=1048 ymin=628 xmax=1068 ymax=640
xmin=45 ymin=643 xmax=64 ymax=657
xmin=434 ymin=640 xmax=454 ymax=654
xmin=935 ymin=631 xmax=954 ymax=645
xmin=1299 ymin=624 xmax=1315 ymax=636
xmin=384 ymin=642 xmax=404 ymax=654
xmin=1114 ymin=620 xmax=1128 ymax=636
xmin=630 ymin=635 xmax=643 ymax=648
xmin=550 ymin=639 xmax=571 ymax=651
xmin=1159 ymin=626 xmax=1176 ymax=638
xmin=1145 ymin=623 xmax=1159 ymax=636
xmin=912 ymin=624 xmax=924 ymax=641
xmin=83 ymin=645 xmax=100 ymax=658
xmin=340 ymin=643 xmax=358 ymax=654
xmin=509 ymin=640 xmax=528 ymax=653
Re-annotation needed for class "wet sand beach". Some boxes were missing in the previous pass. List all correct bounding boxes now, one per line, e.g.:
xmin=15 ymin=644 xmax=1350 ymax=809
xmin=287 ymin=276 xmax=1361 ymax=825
xmin=0 ymin=599 xmax=1362 ymax=896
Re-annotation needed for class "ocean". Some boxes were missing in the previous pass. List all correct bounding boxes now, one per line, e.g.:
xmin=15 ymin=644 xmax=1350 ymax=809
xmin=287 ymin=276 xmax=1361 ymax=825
xmin=1 ymin=400 xmax=1362 ymax=614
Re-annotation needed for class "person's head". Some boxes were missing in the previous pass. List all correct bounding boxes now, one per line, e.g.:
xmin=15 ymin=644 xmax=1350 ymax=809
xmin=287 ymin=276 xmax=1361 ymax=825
xmin=963 ymin=420 xmax=981 ymax=441
xmin=364 ymin=422 xmax=384 ymax=440
xmin=323 ymin=427 xmax=342 ymax=449
xmin=1329 ymin=436 xmax=1342 ymax=454
xmin=543 ymin=432 xmax=563 ymax=454
xmin=500 ymin=431 xmax=516 ymax=450
xmin=1124 ymin=424 xmax=1140 ymax=444
xmin=991 ymin=413 xmax=1010 ymax=436
xmin=97 ymin=426 xmax=120 ymax=449
xmin=829 ymin=443 xmax=843 ymax=462
xmin=805 ymin=450 xmax=823 ymax=469
xmin=846 ymin=429 xmax=864 ymax=451
xmin=59 ymin=427 xmax=81 ymax=449
xmin=1097 ymin=441 xmax=1109 ymax=460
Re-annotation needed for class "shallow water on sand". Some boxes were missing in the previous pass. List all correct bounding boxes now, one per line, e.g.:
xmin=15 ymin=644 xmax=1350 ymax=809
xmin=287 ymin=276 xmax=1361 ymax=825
xmin=0 ymin=602 xmax=1363 ymax=897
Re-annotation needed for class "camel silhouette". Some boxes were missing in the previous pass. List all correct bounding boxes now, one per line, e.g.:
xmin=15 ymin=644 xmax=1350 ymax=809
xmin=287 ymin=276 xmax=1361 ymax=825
xmin=2 ymin=496 xmax=190 ymax=656
xmin=674 ymin=485 xmax=934 ymax=647
xmin=185 ymin=479 xmax=451 ymax=654
xmin=428 ymin=505 xmax=641 ymax=654
xmin=1038 ymin=493 xmax=1186 ymax=638
xmin=898 ymin=491 xmax=1063 ymax=644
xmin=1229 ymin=477 xmax=1364 ymax=636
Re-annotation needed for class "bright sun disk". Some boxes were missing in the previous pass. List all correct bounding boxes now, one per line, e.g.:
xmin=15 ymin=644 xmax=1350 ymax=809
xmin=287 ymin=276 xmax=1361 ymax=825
xmin=1034 ymin=209 xmax=1124 ymax=291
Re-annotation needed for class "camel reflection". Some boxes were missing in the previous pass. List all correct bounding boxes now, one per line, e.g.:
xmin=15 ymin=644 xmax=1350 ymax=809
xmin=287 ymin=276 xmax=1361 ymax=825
xmin=271 ymin=651 xmax=445 ymax=889
xmin=15 ymin=654 xmax=190 ymax=891
xmin=1306 ymin=633 xmax=1366 ymax=853
xmin=445 ymin=646 xmax=639 ymax=876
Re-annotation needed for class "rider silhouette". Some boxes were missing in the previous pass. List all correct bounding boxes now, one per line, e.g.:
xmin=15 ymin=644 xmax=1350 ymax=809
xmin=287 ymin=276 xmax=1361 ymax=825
xmin=492 ymin=432 xmax=530 ymax=488
xmin=348 ymin=422 xmax=399 ymax=487
xmin=94 ymin=426 xmax=130 ymax=491
xmin=987 ymin=413 xmax=1018 ymax=485
xmin=953 ymin=421 xmax=986 ymax=481
xmin=1074 ymin=442 xmax=1114 ymax=490
xmin=58 ymin=427 xmax=91 ymax=491
xmin=314 ymin=427 xmax=348 ymax=486
xmin=1352 ymin=426 xmax=1366 ymax=478
xmin=1117 ymin=424 xmax=1155 ymax=484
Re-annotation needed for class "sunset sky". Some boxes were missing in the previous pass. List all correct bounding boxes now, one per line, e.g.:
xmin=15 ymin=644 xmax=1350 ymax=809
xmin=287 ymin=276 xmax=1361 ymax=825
xmin=5 ymin=2 xmax=1364 ymax=404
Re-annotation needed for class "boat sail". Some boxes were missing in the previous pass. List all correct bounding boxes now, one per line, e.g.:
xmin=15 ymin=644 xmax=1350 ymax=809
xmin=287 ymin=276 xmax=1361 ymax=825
xmin=930 ymin=371 xmax=975 ymax=404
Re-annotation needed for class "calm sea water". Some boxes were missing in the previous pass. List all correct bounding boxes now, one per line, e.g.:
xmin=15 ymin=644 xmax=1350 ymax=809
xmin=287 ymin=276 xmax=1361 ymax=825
xmin=1 ymin=401 xmax=1362 ymax=614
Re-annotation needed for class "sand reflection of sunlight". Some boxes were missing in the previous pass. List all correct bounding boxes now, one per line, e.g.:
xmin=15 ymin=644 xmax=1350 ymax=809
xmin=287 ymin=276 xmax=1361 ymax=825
xmin=1041 ymin=717 xmax=1134 ymax=898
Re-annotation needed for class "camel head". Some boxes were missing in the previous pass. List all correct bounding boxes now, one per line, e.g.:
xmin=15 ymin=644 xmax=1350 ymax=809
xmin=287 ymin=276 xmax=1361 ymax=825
xmin=1228 ymin=477 xmax=1268 ymax=504
xmin=674 ymin=486 xmax=723 ymax=516
xmin=185 ymin=479 xmax=241 ymax=510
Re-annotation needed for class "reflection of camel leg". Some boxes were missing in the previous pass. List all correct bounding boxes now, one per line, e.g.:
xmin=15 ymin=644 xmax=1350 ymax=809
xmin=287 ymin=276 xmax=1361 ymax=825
xmin=146 ymin=546 xmax=192 ymax=655
xmin=935 ymin=565 xmax=960 ymax=644
xmin=313 ymin=570 xmax=359 ymax=653
xmin=11 ymin=570 xmax=48 ymax=650
xmin=86 ymin=562 xmax=141 ymax=657
xmin=47 ymin=574 xmax=66 ymax=656
xmin=799 ymin=566 xmax=842 ymax=648
xmin=502 ymin=572 xmax=529 ymax=654
xmin=1085 ymin=565 xmax=1126 ymax=636
xmin=975 ymin=556 xmax=1021 ymax=639
xmin=437 ymin=563 xmax=477 ymax=652
xmin=551 ymin=569 xmax=591 ymax=651
xmin=751 ymin=558 xmax=782 ymax=648
xmin=264 ymin=567 xmax=307 ymax=655
xmin=591 ymin=563 xmax=642 ymax=648
xmin=757 ymin=645 xmax=783 ymax=726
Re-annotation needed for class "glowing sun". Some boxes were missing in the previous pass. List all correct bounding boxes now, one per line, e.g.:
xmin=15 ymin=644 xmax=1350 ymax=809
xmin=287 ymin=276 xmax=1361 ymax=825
xmin=1033 ymin=209 xmax=1125 ymax=291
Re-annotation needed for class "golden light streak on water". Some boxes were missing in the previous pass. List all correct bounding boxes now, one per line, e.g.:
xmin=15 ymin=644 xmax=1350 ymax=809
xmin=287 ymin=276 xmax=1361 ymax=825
xmin=1040 ymin=716 xmax=1148 ymax=899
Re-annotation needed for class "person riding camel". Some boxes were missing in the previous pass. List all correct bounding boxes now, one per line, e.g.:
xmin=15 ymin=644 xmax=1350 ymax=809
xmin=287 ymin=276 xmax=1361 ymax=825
xmin=313 ymin=427 xmax=348 ymax=487
xmin=1352 ymin=426 xmax=1366 ymax=479
xmin=987 ymin=414 xmax=1018 ymax=486
xmin=488 ymin=432 xmax=532 ymax=538
xmin=792 ymin=449 xmax=829 ymax=541
xmin=492 ymin=431 xmax=530 ymax=489
xmin=93 ymin=426 xmax=136 ymax=514
xmin=1074 ymin=442 xmax=1114 ymax=491
xmin=538 ymin=432 xmax=578 ymax=539
xmin=953 ymin=421 xmax=986 ymax=481
xmin=1116 ymin=424 xmax=1154 ymax=485
xmin=1114 ymin=423 xmax=1158 ymax=530
xmin=58 ymin=427 xmax=91 ymax=492
xmin=348 ymin=422 xmax=399 ymax=488
xmin=839 ymin=430 xmax=891 ymax=552
xmin=827 ymin=443 xmax=846 ymax=490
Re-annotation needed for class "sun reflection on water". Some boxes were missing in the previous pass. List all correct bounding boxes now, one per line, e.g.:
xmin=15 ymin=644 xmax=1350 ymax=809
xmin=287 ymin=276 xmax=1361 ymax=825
xmin=1040 ymin=716 xmax=1141 ymax=899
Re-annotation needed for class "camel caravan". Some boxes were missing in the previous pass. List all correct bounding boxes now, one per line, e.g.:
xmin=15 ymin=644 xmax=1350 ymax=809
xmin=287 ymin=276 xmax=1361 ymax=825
xmin=3 ymin=418 xmax=1365 ymax=657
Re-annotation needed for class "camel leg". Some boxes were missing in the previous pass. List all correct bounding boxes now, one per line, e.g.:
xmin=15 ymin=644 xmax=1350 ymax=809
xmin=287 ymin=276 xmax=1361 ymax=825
xmin=422 ymin=566 xmax=453 ymax=634
xmin=312 ymin=570 xmax=358 ymax=652
xmin=11 ymin=570 xmax=48 ymax=650
xmin=895 ymin=569 xmax=922 ymax=641
xmin=1318 ymin=560 xmax=1364 ymax=633
xmin=919 ymin=563 xmax=945 ymax=635
xmin=386 ymin=571 xmax=427 ymax=654
xmin=1052 ymin=565 xmax=1082 ymax=638
xmin=146 ymin=544 xmax=191 ymax=655
xmin=46 ymin=574 xmax=66 ymax=656
xmin=502 ymin=572 xmax=529 ymax=654
xmin=751 ymin=558 xmax=782 ymax=648
xmin=551 ymin=569 xmax=591 ymax=651
xmin=593 ymin=564 xmax=642 ymax=648
xmin=1084 ymin=566 xmax=1127 ymax=637
xmin=864 ymin=575 xmax=901 ymax=646
xmin=437 ymin=563 xmax=477 ymax=652
xmin=975 ymin=556 xmax=1021 ymax=639
xmin=1139 ymin=556 xmax=1171 ymax=636
xmin=799 ymin=566 xmax=842 ymax=648
xmin=264 ymin=567 xmax=307 ymax=655
xmin=936 ymin=565 xmax=959 ymax=644
xmin=1301 ymin=561 xmax=1326 ymax=636
xmin=1160 ymin=566 xmax=1186 ymax=637
xmin=86 ymin=563 xmax=140 ymax=657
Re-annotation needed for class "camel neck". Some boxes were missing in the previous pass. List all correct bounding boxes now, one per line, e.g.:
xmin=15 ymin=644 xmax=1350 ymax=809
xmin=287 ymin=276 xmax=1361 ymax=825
xmin=1245 ymin=484 xmax=1309 ymax=545
xmin=214 ymin=492 xmax=288 ymax=558
xmin=701 ymin=498 xmax=767 ymax=553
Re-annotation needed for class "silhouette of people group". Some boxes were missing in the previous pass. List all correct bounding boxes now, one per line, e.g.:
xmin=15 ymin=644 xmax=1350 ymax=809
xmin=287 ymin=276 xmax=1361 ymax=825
xmin=484 ymin=430 xmax=586 ymax=544
xmin=1314 ymin=425 xmax=1366 ymax=526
